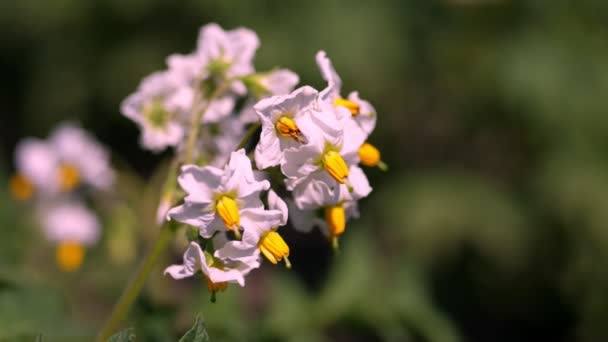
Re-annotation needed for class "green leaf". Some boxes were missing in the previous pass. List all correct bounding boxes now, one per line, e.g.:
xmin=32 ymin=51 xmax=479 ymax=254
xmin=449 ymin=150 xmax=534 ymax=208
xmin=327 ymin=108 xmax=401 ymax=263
xmin=107 ymin=328 xmax=135 ymax=342
xmin=179 ymin=315 xmax=210 ymax=342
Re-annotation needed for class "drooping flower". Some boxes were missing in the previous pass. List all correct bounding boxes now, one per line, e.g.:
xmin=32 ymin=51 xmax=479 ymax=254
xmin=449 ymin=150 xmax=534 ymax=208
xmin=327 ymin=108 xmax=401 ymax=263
xmin=164 ymin=239 xmax=260 ymax=292
xmin=215 ymin=190 xmax=291 ymax=268
xmin=38 ymin=200 xmax=101 ymax=272
xmin=316 ymin=50 xmax=377 ymax=135
xmin=121 ymin=71 xmax=187 ymax=152
xmin=167 ymin=149 xmax=273 ymax=238
xmin=287 ymin=198 xmax=360 ymax=248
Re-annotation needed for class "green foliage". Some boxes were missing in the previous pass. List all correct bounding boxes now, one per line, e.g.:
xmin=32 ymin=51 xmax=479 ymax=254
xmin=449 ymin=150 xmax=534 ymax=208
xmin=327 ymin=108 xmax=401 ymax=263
xmin=179 ymin=315 xmax=210 ymax=342
xmin=107 ymin=328 xmax=136 ymax=342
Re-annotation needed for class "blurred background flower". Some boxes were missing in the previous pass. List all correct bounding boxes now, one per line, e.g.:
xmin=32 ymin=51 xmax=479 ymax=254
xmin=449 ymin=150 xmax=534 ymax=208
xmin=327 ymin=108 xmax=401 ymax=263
xmin=2 ymin=0 xmax=608 ymax=341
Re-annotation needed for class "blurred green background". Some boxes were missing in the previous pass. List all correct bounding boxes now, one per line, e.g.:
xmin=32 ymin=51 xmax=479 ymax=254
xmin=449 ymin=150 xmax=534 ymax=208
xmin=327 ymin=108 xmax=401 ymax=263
xmin=2 ymin=0 xmax=608 ymax=341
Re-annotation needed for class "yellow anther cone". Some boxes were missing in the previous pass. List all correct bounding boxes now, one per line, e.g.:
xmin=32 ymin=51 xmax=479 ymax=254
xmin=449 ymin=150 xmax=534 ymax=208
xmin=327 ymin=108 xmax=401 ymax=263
xmin=56 ymin=241 xmax=85 ymax=272
xmin=58 ymin=164 xmax=80 ymax=191
xmin=216 ymin=196 xmax=240 ymax=234
xmin=259 ymin=231 xmax=291 ymax=268
xmin=322 ymin=150 xmax=349 ymax=184
xmin=276 ymin=116 xmax=307 ymax=143
xmin=9 ymin=174 xmax=33 ymax=201
xmin=334 ymin=98 xmax=360 ymax=115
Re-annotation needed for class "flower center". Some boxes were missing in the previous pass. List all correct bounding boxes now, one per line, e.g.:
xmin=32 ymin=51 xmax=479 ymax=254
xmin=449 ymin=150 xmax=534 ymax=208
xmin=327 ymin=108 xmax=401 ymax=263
xmin=322 ymin=150 xmax=349 ymax=184
xmin=215 ymin=196 xmax=240 ymax=232
xmin=9 ymin=174 xmax=33 ymax=201
xmin=334 ymin=97 xmax=360 ymax=116
xmin=56 ymin=241 xmax=85 ymax=272
xmin=275 ymin=116 xmax=307 ymax=144
xmin=58 ymin=163 xmax=80 ymax=192
xmin=143 ymin=99 xmax=171 ymax=129
xmin=205 ymin=275 xmax=228 ymax=294
xmin=258 ymin=231 xmax=291 ymax=268
xmin=325 ymin=204 xmax=346 ymax=237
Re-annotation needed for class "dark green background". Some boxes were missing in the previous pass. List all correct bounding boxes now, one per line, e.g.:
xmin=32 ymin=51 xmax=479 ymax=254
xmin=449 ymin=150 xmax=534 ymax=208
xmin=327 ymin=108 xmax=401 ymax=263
xmin=2 ymin=1 xmax=608 ymax=341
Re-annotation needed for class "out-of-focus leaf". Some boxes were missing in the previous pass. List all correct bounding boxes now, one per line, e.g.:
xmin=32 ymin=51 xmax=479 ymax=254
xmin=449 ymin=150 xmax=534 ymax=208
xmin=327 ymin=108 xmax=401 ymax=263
xmin=0 ymin=286 xmax=86 ymax=340
xmin=380 ymin=172 xmax=530 ymax=269
xmin=107 ymin=328 xmax=135 ymax=342
xmin=264 ymin=271 xmax=315 ymax=340
xmin=178 ymin=315 xmax=210 ymax=342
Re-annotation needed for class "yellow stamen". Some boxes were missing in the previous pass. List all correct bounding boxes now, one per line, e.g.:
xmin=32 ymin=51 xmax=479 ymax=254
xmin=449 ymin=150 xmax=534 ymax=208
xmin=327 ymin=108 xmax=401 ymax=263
xmin=334 ymin=97 xmax=360 ymax=116
xmin=259 ymin=231 xmax=291 ymax=268
xmin=205 ymin=275 xmax=228 ymax=293
xmin=275 ymin=116 xmax=307 ymax=143
xmin=322 ymin=150 xmax=349 ymax=184
xmin=325 ymin=204 xmax=346 ymax=237
xmin=216 ymin=196 xmax=240 ymax=234
xmin=56 ymin=241 xmax=85 ymax=272
xmin=58 ymin=163 xmax=80 ymax=192
xmin=9 ymin=174 xmax=33 ymax=201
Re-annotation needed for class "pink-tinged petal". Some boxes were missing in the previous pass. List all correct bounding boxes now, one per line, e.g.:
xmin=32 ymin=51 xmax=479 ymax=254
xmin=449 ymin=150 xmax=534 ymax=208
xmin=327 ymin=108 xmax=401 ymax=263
xmin=167 ymin=203 xmax=216 ymax=237
xmin=177 ymin=164 xmax=223 ymax=204
xmin=268 ymin=190 xmax=288 ymax=226
xmin=39 ymin=201 xmax=100 ymax=246
xmin=293 ymin=172 xmax=341 ymax=210
xmin=224 ymin=149 xmax=270 ymax=198
xmin=345 ymin=165 xmax=372 ymax=201
xmin=316 ymin=50 xmax=342 ymax=101
xmin=348 ymin=91 xmax=377 ymax=134
xmin=15 ymin=138 xmax=59 ymax=192
xmin=261 ymin=69 xmax=299 ymax=95
xmin=255 ymin=119 xmax=283 ymax=169
xmin=286 ymin=199 xmax=318 ymax=233
xmin=164 ymin=242 xmax=203 ymax=279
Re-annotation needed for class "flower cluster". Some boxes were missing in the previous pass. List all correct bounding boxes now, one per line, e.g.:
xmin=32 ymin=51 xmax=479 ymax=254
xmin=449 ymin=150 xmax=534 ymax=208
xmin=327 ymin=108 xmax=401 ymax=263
xmin=10 ymin=123 xmax=113 ymax=272
xmin=123 ymin=23 xmax=385 ymax=298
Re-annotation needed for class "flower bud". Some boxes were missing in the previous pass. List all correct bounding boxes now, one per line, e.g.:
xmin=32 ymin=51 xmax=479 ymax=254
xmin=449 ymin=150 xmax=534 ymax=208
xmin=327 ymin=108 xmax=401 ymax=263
xmin=358 ymin=143 xmax=380 ymax=167
xmin=325 ymin=204 xmax=346 ymax=237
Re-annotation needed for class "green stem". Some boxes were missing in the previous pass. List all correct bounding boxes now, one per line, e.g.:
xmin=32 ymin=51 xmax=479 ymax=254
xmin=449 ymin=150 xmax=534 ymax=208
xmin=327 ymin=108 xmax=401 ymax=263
xmin=95 ymin=223 xmax=174 ymax=341
xmin=96 ymin=79 xmax=232 ymax=341
xmin=183 ymin=81 xmax=233 ymax=164
xmin=236 ymin=122 xmax=261 ymax=151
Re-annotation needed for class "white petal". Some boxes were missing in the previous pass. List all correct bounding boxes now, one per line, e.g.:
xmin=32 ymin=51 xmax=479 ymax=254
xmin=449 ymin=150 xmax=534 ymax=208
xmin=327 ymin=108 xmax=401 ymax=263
xmin=39 ymin=201 xmax=100 ymax=245
xmin=167 ymin=203 xmax=216 ymax=237
xmin=268 ymin=190 xmax=288 ymax=226
xmin=316 ymin=50 xmax=342 ymax=101
xmin=254 ymin=117 xmax=283 ymax=169
xmin=178 ymin=164 xmax=223 ymax=204
xmin=164 ymin=242 xmax=204 ymax=279
xmin=15 ymin=138 xmax=59 ymax=192
xmin=348 ymin=91 xmax=377 ymax=134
